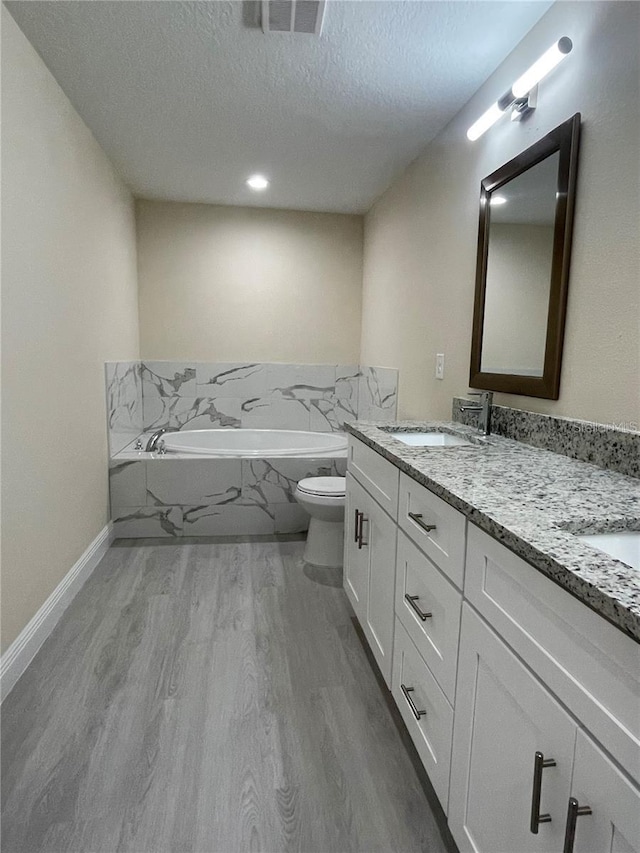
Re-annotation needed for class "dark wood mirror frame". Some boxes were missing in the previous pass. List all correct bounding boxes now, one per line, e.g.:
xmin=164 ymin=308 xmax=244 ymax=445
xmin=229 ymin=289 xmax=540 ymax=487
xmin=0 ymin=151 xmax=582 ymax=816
xmin=469 ymin=113 xmax=581 ymax=399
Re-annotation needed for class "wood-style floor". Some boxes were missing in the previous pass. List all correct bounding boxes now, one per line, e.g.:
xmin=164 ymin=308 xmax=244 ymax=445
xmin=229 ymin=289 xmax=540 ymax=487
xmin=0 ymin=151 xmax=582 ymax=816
xmin=1 ymin=536 xmax=455 ymax=853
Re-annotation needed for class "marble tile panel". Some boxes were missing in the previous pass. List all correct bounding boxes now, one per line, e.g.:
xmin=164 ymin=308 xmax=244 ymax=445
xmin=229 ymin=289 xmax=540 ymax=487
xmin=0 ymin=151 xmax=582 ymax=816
xmin=142 ymin=362 xmax=197 ymax=398
xmin=274 ymin=503 xmax=310 ymax=534
xmin=335 ymin=365 xmax=361 ymax=402
xmin=309 ymin=395 xmax=358 ymax=432
xmin=242 ymin=458 xmax=346 ymax=504
xmin=109 ymin=460 xmax=147 ymax=508
xmin=112 ymin=505 xmax=183 ymax=538
xmin=146 ymin=459 xmax=242 ymax=506
xmin=105 ymin=362 xmax=143 ymax=455
xmin=195 ymin=363 xmax=268 ymax=399
xmin=358 ymin=366 xmax=398 ymax=423
xmin=266 ymin=363 xmax=337 ymax=399
xmin=181 ymin=503 xmax=275 ymax=536
xmin=240 ymin=393 xmax=311 ymax=430
xmin=143 ymin=395 xmax=241 ymax=432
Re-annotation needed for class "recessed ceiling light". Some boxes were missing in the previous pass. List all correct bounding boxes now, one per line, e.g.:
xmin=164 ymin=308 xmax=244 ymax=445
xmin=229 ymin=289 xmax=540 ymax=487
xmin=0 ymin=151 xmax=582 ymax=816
xmin=490 ymin=195 xmax=507 ymax=206
xmin=246 ymin=174 xmax=269 ymax=191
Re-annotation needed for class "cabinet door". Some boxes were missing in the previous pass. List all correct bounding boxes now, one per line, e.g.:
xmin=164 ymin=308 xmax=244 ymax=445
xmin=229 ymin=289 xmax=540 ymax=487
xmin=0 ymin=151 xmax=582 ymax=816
xmin=449 ymin=604 xmax=576 ymax=853
xmin=361 ymin=496 xmax=397 ymax=686
xmin=344 ymin=473 xmax=368 ymax=622
xmin=564 ymin=729 xmax=640 ymax=853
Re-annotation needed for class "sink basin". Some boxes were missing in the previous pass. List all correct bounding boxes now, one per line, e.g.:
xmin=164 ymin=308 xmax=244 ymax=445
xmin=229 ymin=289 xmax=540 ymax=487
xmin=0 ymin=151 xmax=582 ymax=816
xmin=389 ymin=431 xmax=472 ymax=448
xmin=576 ymin=531 xmax=640 ymax=571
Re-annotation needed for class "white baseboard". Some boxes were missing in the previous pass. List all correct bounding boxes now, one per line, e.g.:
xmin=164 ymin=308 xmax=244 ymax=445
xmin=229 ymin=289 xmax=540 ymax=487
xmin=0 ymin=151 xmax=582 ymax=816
xmin=0 ymin=522 xmax=115 ymax=703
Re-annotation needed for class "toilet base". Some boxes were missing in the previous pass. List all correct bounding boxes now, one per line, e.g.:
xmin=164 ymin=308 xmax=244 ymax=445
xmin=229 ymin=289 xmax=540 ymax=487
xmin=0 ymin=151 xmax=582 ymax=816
xmin=303 ymin=517 xmax=345 ymax=568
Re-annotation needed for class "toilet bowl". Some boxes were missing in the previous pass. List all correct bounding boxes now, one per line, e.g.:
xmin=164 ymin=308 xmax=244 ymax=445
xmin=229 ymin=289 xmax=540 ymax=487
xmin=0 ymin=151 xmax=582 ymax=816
xmin=294 ymin=476 xmax=346 ymax=568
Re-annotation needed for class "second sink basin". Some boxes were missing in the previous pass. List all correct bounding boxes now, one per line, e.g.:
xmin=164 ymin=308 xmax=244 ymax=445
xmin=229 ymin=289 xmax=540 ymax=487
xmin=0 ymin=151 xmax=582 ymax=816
xmin=389 ymin=431 xmax=473 ymax=448
xmin=576 ymin=531 xmax=640 ymax=571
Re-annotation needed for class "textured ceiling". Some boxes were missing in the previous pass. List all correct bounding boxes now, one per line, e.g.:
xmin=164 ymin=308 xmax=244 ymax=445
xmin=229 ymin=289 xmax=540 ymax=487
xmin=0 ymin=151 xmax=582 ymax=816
xmin=6 ymin=0 xmax=554 ymax=213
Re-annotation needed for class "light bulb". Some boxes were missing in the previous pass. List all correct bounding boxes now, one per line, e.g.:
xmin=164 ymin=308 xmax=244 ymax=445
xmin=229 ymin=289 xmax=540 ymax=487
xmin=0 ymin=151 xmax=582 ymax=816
xmin=246 ymin=174 xmax=269 ymax=190
xmin=467 ymin=102 xmax=505 ymax=142
xmin=511 ymin=37 xmax=572 ymax=99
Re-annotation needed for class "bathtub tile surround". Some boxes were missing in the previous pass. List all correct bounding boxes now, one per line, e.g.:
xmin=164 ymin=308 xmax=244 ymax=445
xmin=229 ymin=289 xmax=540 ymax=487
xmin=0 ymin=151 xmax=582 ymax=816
xmin=142 ymin=361 xmax=197 ymax=397
xmin=105 ymin=360 xmax=395 ymax=537
xmin=106 ymin=361 xmax=398 ymax=448
xmin=146 ymin=458 xmax=243 ymax=506
xmin=357 ymin=366 xmax=399 ymax=422
xmin=105 ymin=362 xmax=143 ymax=455
xmin=109 ymin=456 xmax=347 ymax=538
xmin=112 ymin=505 xmax=183 ymax=538
xmin=144 ymin=395 xmax=242 ymax=432
xmin=453 ymin=398 xmax=640 ymax=478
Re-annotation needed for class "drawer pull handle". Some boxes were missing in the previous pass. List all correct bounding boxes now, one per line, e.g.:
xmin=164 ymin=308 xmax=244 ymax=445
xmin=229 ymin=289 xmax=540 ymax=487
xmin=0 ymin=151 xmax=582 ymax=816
xmin=404 ymin=594 xmax=432 ymax=621
xmin=354 ymin=509 xmax=362 ymax=543
xmin=408 ymin=512 xmax=437 ymax=533
xmin=563 ymin=798 xmax=592 ymax=853
xmin=400 ymin=684 xmax=427 ymax=720
xmin=530 ymin=751 xmax=557 ymax=833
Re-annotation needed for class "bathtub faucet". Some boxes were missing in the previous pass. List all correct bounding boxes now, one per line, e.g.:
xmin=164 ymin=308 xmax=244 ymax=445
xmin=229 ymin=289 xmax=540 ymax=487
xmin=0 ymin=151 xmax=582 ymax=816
xmin=145 ymin=427 xmax=178 ymax=453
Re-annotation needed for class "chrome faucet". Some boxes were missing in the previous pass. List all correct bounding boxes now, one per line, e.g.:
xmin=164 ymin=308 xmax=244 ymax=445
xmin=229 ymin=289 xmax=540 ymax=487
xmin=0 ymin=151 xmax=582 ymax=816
xmin=145 ymin=428 xmax=176 ymax=452
xmin=459 ymin=391 xmax=493 ymax=436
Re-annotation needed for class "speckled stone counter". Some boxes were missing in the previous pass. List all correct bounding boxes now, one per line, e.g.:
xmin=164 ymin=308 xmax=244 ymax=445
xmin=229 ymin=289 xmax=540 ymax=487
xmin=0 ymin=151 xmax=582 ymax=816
xmin=345 ymin=420 xmax=640 ymax=642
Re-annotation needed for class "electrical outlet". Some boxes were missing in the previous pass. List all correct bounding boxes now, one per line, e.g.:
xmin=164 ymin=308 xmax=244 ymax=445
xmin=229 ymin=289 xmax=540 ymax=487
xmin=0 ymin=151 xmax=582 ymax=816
xmin=435 ymin=353 xmax=445 ymax=380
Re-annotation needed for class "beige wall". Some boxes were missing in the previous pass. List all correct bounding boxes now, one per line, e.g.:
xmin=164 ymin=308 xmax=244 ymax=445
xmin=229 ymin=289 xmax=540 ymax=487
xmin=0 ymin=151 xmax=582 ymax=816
xmin=362 ymin=1 xmax=640 ymax=426
xmin=136 ymin=201 xmax=363 ymax=364
xmin=1 ymin=8 xmax=140 ymax=651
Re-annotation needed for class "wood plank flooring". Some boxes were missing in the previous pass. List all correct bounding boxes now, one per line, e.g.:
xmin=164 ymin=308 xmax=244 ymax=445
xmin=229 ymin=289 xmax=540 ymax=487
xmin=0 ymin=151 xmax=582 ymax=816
xmin=1 ymin=536 xmax=456 ymax=853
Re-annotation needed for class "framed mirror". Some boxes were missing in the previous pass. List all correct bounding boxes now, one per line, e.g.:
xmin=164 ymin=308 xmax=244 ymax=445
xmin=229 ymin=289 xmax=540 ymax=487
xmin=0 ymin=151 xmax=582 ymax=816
xmin=469 ymin=113 xmax=581 ymax=399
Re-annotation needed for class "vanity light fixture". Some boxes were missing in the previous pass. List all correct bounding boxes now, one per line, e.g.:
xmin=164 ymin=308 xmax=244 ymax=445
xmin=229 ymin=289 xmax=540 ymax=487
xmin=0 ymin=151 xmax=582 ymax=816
xmin=490 ymin=195 xmax=507 ymax=206
xmin=246 ymin=174 xmax=269 ymax=190
xmin=466 ymin=37 xmax=573 ymax=141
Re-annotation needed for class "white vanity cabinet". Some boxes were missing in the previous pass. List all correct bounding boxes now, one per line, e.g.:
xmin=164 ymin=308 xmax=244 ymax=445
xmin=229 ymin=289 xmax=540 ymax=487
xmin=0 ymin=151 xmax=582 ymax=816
xmin=345 ymin=436 xmax=466 ymax=814
xmin=450 ymin=524 xmax=640 ymax=853
xmin=344 ymin=435 xmax=640 ymax=852
xmin=449 ymin=604 xmax=577 ymax=853
xmin=568 ymin=729 xmax=640 ymax=853
xmin=343 ymin=440 xmax=399 ymax=687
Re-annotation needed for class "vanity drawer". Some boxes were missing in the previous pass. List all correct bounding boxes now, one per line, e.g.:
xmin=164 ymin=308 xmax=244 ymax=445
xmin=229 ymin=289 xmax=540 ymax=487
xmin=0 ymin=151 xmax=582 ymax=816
xmin=465 ymin=523 xmax=640 ymax=779
xmin=395 ymin=531 xmax=462 ymax=704
xmin=391 ymin=619 xmax=454 ymax=814
xmin=348 ymin=437 xmax=399 ymax=520
xmin=398 ymin=472 xmax=466 ymax=588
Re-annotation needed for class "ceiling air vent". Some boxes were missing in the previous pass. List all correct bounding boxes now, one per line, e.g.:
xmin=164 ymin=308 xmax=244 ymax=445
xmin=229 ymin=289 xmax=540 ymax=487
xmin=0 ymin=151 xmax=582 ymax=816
xmin=261 ymin=1 xmax=326 ymax=35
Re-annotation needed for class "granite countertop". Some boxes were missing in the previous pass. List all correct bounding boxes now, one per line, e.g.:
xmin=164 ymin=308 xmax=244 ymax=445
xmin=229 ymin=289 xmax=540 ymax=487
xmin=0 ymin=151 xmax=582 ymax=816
xmin=345 ymin=420 xmax=640 ymax=643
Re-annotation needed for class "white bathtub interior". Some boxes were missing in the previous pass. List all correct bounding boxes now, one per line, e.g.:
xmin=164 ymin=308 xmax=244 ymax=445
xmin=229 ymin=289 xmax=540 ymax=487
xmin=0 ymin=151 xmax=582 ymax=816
xmin=160 ymin=429 xmax=348 ymax=457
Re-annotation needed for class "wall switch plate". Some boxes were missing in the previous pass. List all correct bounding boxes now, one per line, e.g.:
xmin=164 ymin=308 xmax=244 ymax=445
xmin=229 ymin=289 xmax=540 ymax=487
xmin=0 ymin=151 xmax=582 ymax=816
xmin=435 ymin=353 xmax=445 ymax=380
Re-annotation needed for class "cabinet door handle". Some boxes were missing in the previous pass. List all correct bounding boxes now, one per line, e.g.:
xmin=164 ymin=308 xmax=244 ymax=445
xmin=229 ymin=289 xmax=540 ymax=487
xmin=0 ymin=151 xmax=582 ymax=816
xmin=357 ymin=512 xmax=366 ymax=549
xmin=400 ymin=684 xmax=427 ymax=720
xmin=530 ymin=751 xmax=557 ymax=833
xmin=563 ymin=798 xmax=592 ymax=853
xmin=404 ymin=594 xmax=432 ymax=621
xmin=354 ymin=509 xmax=361 ymax=543
xmin=407 ymin=512 xmax=437 ymax=533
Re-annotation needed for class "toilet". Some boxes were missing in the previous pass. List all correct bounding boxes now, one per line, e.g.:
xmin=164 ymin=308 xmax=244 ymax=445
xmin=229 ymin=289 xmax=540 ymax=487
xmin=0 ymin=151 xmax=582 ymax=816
xmin=294 ymin=476 xmax=346 ymax=568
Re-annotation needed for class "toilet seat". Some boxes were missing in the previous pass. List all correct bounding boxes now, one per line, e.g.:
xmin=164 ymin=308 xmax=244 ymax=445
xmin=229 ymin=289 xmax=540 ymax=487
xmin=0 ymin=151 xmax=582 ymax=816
xmin=296 ymin=476 xmax=346 ymax=498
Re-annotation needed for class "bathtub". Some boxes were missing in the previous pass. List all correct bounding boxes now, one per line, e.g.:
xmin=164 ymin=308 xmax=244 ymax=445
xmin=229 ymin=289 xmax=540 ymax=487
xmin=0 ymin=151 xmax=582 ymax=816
xmin=161 ymin=429 xmax=347 ymax=457
xmin=111 ymin=429 xmax=348 ymax=538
